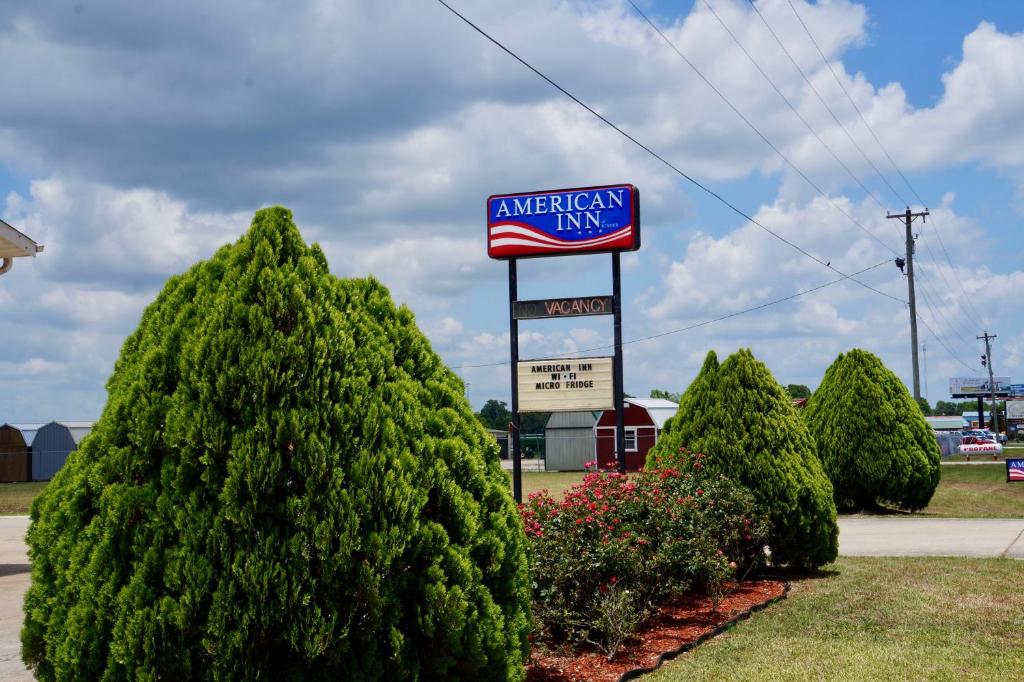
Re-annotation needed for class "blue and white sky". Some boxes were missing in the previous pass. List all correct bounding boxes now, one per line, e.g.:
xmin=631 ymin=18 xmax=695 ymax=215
xmin=2 ymin=0 xmax=1022 ymax=421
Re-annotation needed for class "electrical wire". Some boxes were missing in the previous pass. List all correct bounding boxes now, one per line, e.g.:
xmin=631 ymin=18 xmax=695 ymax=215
xmin=913 ymin=268 xmax=983 ymax=364
xmin=452 ymin=259 xmax=892 ymax=369
xmin=782 ymin=0 xmax=913 ymax=204
xmin=750 ymin=0 xmax=910 ymax=207
xmin=915 ymin=309 xmax=979 ymax=373
xmin=694 ymin=0 xmax=898 ymax=254
xmin=913 ymin=250 xmax=984 ymax=347
xmin=929 ymin=219 xmax=983 ymax=325
xmin=437 ymin=1 xmax=980 ymax=377
xmin=778 ymin=0 xmax=989 ymax=343
xmin=434 ymin=0 xmax=905 ymax=305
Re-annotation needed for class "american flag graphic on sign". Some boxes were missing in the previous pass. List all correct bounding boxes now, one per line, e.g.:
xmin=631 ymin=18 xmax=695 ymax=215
xmin=1007 ymin=458 xmax=1024 ymax=482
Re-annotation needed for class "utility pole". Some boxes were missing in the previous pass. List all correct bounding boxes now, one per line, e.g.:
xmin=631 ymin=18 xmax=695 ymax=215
xmin=978 ymin=331 xmax=1000 ymax=436
xmin=888 ymin=207 xmax=929 ymax=400
xmin=921 ymin=342 xmax=928 ymax=402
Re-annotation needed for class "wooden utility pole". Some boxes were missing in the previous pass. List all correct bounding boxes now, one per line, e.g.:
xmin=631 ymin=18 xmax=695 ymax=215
xmin=978 ymin=331 xmax=1000 ymax=436
xmin=887 ymin=207 xmax=929 ymax=400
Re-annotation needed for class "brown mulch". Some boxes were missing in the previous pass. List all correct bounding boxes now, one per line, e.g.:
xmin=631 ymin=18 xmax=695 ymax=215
xmin=526 ymin=579 xmax=787 ymax=682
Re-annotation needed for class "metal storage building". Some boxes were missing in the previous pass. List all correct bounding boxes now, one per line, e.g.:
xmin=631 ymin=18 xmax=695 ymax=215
xmin=0 ymin=423 xmax=44 ymax=482
xmin=31 ymin=421 xmax=93 ymax=481
xmin=544 ymin=411 xmax=598 ymax=471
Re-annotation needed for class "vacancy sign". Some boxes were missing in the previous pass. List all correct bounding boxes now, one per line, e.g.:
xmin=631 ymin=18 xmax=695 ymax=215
xmin=517 ymin=357 xmax=614 ymax=412
xmin=487 ymin=184 xmax=640 ymax=259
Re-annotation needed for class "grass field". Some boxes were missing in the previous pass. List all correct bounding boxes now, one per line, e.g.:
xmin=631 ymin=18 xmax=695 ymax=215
xmin=511 ymin=465 xmax=1024 ymax=518
xmin=921 ymin=464 xmax=1024 ymax=518
xmin=5 ymin=463 xmax=1021 ymax=517
xmin=647 ymin=556 xmax=1024 ymax=681
xmin=0 ymin=481 xmax=46 ymax=515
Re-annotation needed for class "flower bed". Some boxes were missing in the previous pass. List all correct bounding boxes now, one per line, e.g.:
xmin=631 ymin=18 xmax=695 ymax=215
xmin=521 ymin=450 xmax=770 ymax=660
xmin=526 ymin=578 xmax=787 ymax=682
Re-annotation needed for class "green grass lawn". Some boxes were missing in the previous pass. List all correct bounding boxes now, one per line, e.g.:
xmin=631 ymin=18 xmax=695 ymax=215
xmin=648 ymin=556 xmax=1024 ymax=681
xmin=512 ymin=465 xmax=1024 ymax=517
xmin=516 ymin=471 xmax=588 ymax=500
xmin=7 ymin=463 xmax=1022 ymax=518
xmin=921 ymin=463 xmax=1024 ymax=518
xmin=0 ymin=481 xmax=46 ymax=515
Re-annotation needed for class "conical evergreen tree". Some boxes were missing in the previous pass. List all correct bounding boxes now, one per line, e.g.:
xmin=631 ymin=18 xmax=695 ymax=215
xmin=23 ymin=207 xmax=531 ymax=681
xmin=804 ymin=349 xmax=941 ymax=511
xmin=647 ymin=349 xmax=838 ymax=567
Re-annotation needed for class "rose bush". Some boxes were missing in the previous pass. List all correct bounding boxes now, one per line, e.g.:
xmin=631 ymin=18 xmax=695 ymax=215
xmin=521 ymin=450 xmax=767 ymax=658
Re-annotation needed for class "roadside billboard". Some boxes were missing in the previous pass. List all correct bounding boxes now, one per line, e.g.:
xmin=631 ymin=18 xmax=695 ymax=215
xmin=948 ymin=376 xmax=1012 ymax=398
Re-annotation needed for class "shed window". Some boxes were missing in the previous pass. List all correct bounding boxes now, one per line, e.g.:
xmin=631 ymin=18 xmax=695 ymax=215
xmin=625 ymin=427 xmax=637 ymax=452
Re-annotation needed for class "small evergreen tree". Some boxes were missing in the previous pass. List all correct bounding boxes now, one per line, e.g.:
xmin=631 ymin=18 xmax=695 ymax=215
xmin=647 ymin=349 xmax=838 ymax=567
xmin=804 ymin=349 xmax=941 ymax=512
xmin=23 ymin=207 xmax=531 ymax=680
xmin=786 ymin=384 xmax=812 ymax=399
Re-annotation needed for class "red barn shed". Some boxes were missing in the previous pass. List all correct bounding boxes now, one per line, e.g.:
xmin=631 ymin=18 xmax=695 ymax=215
xmin=594 ymin=398 xmax=679 ymax=470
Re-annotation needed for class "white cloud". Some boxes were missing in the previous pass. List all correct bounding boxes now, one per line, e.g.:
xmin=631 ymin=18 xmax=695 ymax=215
xmin=0 ymin=0 xmax=1022 ymax=418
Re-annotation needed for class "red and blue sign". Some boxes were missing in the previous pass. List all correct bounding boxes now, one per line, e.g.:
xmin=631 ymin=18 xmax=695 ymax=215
xmin=1007 ymin=458 xmax=1024 ymax=482
xmin=487 ymin=184 xmax=640 ymax=259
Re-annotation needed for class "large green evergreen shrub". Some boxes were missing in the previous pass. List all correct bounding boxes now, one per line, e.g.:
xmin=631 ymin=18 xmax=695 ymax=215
xmin=647 ymin=349 xmax=838 ymax=567
xmin=804 ymin=349 xmax=941 ymax=511
xmin=23 ymin=207 xmax=531 ymax=680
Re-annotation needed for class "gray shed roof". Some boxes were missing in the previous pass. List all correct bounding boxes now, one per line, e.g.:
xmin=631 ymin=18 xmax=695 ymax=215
xmin=55 ymin=421 xmax=94 ymax=444
xmin=546 ymin=411 xmax=599 ymax=429
xmin=1 ymin=422 xmax=46 ymax=446
xmin=625 ymin=398 xmax=679 ymax=429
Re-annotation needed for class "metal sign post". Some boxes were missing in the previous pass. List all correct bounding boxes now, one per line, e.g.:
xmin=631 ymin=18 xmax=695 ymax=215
xmin=612 ymin=252 xmax=626 ymax=475
xmin=508 ymin=258 xmax=523 ymax=504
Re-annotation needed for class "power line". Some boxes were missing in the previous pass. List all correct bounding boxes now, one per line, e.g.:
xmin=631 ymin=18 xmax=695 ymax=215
xmin=636 ymin=0 xmax=901 ymax=256
xmin=782 ymin=0 xmax=913 ymax=207
xmin=915 ymin=310 xmax=978 ymax=373
xmin=781 ymin=0 xmax=988 ymax=336
xmin=434 ymin=0 xmax=905 ymax=305
xmin=913 ymin=269 xmax=983 ymax=364
xmin=913 ymin=250 xmax=983 ymax=342
xmin=452 ymin=259 xmax=892 ymax=369
xmin=921 ymin=223 xmax=986 ymax=327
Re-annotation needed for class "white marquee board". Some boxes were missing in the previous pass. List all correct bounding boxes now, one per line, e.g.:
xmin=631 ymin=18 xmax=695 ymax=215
xmin=517 ymin=357 xmax=614 ymax=412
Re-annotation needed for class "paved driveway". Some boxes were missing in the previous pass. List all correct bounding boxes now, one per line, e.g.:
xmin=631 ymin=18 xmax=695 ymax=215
xmin=0 ymin=514 xmax=1020 ymax=679
xmin=0 ymin=516 xmax=31 ymax=681
xmin=837 ymin=517 xmax=1024 ymax=558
